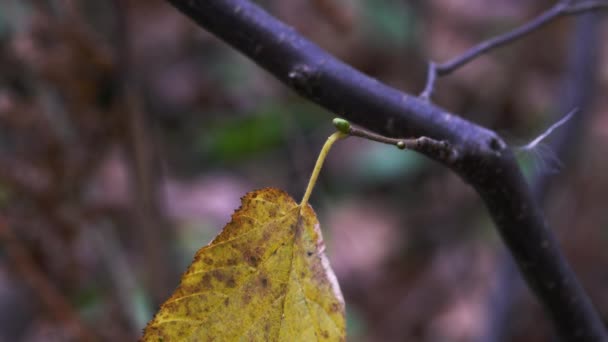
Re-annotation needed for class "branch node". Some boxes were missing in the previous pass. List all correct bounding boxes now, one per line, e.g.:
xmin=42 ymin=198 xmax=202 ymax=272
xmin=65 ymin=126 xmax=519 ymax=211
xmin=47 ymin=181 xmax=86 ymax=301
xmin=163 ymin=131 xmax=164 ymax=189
xmin=419 ymin=61 xmax=437 ymax=101
xmin=415 ymin=137 xmax=458 ymax=164
xmin=288 ymin=64 xmax=320 ymax=96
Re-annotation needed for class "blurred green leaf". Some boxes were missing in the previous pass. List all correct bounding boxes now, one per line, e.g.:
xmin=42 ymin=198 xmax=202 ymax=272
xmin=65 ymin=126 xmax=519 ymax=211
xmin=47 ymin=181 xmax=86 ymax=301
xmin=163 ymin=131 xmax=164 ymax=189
xmin=197 ymin=100 xmax=327 ymax=162
xmin=198 ymin=109 xmax=284 ymax=162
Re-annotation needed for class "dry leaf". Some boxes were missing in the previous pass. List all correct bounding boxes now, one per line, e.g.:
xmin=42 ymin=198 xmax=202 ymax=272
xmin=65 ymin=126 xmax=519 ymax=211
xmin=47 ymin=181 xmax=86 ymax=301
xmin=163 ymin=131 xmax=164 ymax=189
xmin=142 ymin=188 xmax=345 ymax=341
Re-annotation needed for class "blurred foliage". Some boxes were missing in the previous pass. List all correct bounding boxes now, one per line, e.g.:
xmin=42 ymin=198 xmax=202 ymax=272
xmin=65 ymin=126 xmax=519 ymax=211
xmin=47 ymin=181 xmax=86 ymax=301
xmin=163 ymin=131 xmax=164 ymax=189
xmin=196 ymin=100 xmax=326 ymax=163
xmin=198 ymin=109 xmax=285 ymax=162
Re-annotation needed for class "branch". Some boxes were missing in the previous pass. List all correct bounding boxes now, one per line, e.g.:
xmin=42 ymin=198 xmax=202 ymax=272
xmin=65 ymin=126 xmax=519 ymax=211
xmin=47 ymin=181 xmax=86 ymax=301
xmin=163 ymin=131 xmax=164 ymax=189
xmin=164 ymin=0 xmax=608 ymax=340
xmin=478 ymin=11 xmax=605 ymax=342
xmin=422 ymin=0 xmax=608 ymax=99
xmin=333 ymin=117 xmax=457 ymax=162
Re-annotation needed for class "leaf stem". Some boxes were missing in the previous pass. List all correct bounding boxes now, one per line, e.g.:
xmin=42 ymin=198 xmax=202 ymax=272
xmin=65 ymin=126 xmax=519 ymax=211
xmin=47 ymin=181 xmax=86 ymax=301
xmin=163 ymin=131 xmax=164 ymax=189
xmin=300 ymin=131 xmax=347 ymax=209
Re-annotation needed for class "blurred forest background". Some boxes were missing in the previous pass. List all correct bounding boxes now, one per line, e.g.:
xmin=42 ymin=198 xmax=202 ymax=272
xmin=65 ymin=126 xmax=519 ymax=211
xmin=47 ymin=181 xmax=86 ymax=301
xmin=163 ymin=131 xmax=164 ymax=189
xmin=0 ymin=0 xmax=607 ymax=341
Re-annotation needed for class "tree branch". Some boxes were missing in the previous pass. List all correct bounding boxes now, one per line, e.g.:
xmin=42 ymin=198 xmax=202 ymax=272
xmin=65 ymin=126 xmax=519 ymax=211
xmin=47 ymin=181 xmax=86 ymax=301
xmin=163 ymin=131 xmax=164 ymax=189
xmin=333 ymin=118 xmax=457 ymax=161
xmin=163 ymin=0 xmax=608 ymax=340
xmin=478 ymin=11 xmax=604 ymax=341
xmin=422 ymin=0 xmax=608 ymax=99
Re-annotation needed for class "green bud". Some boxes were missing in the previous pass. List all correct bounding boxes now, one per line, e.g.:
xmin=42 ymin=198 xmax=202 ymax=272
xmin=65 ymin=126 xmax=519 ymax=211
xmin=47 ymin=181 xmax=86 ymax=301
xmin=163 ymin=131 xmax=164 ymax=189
xmin=396 ymin=141 xmax=406 ymax=149
xmin=332 ymin=118 xmax=351 ymax=134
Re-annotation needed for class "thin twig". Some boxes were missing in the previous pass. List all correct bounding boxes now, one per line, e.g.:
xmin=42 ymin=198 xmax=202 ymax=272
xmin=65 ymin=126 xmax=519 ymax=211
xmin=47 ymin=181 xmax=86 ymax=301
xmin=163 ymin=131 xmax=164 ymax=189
xmin=333 ymin=118 xmax=456 ymax=161
xmin=419 ymin=62 xmax=436 ymax=100
xmin=520 ymin=108 xmax=577 ymax=151
xmin=421 ymin=0 xmax=608 ymax=99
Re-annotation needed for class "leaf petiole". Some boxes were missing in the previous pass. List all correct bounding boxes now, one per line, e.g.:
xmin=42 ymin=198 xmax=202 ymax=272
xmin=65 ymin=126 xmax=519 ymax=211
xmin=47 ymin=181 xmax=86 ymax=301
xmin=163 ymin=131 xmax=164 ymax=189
xmin=300 ymin=131 xmax=347 ymax=210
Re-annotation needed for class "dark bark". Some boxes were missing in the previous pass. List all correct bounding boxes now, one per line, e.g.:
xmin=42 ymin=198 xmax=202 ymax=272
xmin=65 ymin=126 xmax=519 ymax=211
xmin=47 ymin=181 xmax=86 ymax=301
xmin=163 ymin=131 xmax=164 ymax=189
xmin=479 ymin=11 xmax=604 ymax=342
xmin=164 ymin=0 xmax=607 ymax=340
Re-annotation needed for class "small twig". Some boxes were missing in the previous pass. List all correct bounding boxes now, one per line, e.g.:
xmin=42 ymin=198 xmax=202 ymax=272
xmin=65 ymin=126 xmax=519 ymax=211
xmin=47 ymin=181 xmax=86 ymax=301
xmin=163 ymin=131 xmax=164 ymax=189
xmin=421 ymin=0 xmax=608 ymax=100
xmin=419 ymin=62 xmax=437 ymax=100
xmin=520 ymin=108 xmax=577 ymax=151
xmin=333 ymin=118 xmax=457 ymax=162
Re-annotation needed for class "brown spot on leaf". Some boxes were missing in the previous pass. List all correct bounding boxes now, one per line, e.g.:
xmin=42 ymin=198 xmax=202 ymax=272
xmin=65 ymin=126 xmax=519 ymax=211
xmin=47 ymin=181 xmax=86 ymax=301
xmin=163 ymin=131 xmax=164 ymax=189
xmin=227 ymin=276 xmax=236 ymax=288
xmin=243 ymin=292 xmax=252 ymax=305
xmin=203 ymin=257 xmax=214 ymax=265
xmin=211 ymin=270 xmax=227 ymax=282
xmin=247 ymin=255 xmax=260 ymax=267
xmin=243 ymin=247 xmax=264 ymax=267
xmin=224 ymin=298 xmax=230 ymax=306
xmin=201 ymin=274 xmax=212 ymax=290
xmin=269 ymin=207 xmax=277 ymax=217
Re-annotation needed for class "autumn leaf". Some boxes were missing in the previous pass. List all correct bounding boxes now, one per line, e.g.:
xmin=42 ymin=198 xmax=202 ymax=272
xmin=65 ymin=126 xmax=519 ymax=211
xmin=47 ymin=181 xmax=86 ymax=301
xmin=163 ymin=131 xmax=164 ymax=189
xmin=142 ymin=188 xmax=345 ymax=341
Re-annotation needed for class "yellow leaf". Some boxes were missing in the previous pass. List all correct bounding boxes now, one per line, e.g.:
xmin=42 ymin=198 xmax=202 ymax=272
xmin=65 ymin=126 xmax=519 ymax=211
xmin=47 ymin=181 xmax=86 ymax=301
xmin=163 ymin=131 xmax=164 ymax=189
xmin=142 ymin=188 xmax=345 ymax=341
